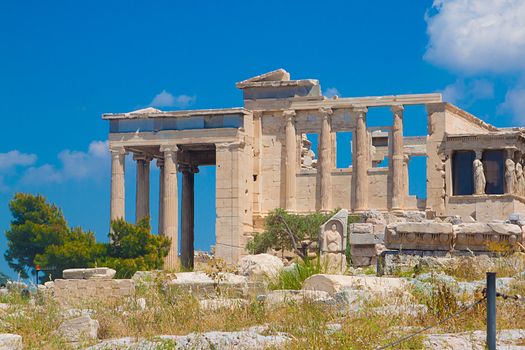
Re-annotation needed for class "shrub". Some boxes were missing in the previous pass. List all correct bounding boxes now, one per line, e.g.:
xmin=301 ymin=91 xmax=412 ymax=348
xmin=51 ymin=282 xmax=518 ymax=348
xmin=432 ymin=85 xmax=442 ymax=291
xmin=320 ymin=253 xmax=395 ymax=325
xmin=269 ymin=259 xmax=323 ymax=290
xmin=247 ymin=208 xmax=339 ymax=260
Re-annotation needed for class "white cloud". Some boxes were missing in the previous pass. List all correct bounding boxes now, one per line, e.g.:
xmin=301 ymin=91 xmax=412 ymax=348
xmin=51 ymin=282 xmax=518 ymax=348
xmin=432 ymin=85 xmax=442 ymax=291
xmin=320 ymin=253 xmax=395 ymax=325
xmin=498 ymin=87 xmax=525 ymax=121
xmin=425 ymin=0 xmax=525 ymax=74
xmin=21 ymin=141 xmax=110 ymax=185
xmin=324 ymin=87 xmax=341 ymax=98
xmin=149 ymin=90 xmax=196 ymax=108
xmin=442 ymin=79 xmax=494 ymax=105
xmin=0 ymin=150 xmax=37 ymax=172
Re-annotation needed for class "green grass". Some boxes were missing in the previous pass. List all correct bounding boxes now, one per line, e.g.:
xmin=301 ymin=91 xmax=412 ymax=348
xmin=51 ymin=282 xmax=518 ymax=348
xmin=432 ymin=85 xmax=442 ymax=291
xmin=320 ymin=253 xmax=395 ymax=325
xmin=268 ymin=259 xmax=323 ymax=290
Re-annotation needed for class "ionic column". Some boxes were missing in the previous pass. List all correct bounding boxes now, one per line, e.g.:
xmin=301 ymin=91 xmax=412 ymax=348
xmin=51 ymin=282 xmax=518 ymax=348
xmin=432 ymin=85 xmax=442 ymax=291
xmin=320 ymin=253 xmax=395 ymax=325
xmin=391 ymin=104 xmax=404 ymax=211
xmin=157 ymin=158 xmax=164 ymax=234
xmin=284 ymin=109 xmax=297 ymax=211
xmin=110 ymin=147 xmax=127 ymax=222
xmin=353 ymin=107 xmax=369 ymax=212
xmin=161 ymin=145 xmax=179 ymax=269
xmin=134 ymin=153 xmax=151 ymax=222
xmin=319 ymin=107 xmax=333 ymax=211
xmin=180 ymin=164 xmax=198 ymax=270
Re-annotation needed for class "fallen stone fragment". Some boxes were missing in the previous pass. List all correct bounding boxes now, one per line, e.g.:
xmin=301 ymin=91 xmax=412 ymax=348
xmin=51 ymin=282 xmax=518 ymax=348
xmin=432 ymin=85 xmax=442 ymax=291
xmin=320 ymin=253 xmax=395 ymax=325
xmin=261 ymin=289 xmax=335 ymax=307
xmin=62 ymin=268 xmax=116 ymax=280
xmin=85 ymin=329 xmax=290 ymax=350
xmin=57 ymin=315 xmax=99 ymax=342
xmin=0 ymin=334 xmax=22 ymax=350
xmin=237 ymin=254 xmax=284 ymax=280
xmin=424 ymin=329 xmax=525 ymax=349
xmin=303 ymin=274 xmax=407 ymax=295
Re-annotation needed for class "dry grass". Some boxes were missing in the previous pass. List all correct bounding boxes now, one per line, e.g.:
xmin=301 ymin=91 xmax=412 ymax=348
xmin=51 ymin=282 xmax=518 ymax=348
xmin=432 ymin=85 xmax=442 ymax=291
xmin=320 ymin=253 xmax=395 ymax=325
xmin=1 ymin=254 xmax=525 ymax=349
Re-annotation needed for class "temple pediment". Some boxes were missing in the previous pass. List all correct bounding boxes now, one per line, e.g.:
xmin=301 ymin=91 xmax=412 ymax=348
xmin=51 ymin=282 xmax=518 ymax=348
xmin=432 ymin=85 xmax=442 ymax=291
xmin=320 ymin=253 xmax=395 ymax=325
xmin=235 ymin=68 xmax=290 ymax=88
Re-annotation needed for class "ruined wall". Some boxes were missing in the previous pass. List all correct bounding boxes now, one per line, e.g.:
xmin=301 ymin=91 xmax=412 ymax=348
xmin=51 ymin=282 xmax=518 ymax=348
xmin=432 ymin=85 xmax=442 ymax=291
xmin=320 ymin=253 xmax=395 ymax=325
xmin=447 ymin=195 xmax=525 ymax=221
xmin=260 ymin=112 xmax=286 ymax=212
xmin=43 ymin=279 xmax=135 ymax=304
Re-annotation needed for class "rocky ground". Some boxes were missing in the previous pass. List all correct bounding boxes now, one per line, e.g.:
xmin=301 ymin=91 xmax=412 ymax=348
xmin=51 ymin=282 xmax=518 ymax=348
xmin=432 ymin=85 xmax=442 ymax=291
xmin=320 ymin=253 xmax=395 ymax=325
xmin=1 ymin=253 xmax=525 ymax=349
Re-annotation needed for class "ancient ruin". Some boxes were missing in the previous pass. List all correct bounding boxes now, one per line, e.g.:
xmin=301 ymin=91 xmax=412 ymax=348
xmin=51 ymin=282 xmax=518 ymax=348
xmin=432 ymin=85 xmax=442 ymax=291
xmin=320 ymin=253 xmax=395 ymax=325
xmin=103 ymin=69 xmax=525 ymax=268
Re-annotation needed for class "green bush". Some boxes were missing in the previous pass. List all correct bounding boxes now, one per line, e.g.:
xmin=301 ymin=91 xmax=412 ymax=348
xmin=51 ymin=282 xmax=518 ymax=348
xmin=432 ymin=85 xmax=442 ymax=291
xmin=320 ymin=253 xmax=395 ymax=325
xmin=247 ymin=208 xmax=338 ymax=258
xmin=269 ymin=259 xmax=323 ymax=290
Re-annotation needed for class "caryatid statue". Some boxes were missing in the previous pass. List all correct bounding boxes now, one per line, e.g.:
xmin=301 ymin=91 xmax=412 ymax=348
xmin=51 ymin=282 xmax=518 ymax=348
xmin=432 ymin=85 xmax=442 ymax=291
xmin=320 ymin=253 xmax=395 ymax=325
xmin=473 ymin=159 xmax=486 ymax=195
xmin=320 ymin=221 xmax=345 ymax=274
xmin=516 ymin=161 xmax=524 ymax=197
xmin=505 ymin=158 xmax=516 ymax=194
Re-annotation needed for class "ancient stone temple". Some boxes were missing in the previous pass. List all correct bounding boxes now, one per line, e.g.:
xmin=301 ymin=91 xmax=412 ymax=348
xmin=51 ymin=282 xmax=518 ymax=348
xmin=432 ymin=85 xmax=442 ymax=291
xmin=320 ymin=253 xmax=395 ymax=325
xmin=102 ymin=69 xmax=525 ymax=268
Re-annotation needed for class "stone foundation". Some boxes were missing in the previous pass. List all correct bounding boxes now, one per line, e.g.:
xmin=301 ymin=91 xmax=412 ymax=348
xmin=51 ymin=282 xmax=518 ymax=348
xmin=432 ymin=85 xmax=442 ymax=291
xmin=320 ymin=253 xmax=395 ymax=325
xmin=41 ymin=279 xmax=135 ymax=304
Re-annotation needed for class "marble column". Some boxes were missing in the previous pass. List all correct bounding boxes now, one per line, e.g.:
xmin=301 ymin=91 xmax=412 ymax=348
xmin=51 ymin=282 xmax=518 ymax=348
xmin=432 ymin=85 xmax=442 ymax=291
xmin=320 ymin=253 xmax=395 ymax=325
xmin=161 ymin=145 xmax=179 ymax=269
xmin=391 ymin=104 xmax=404 ymax=211
xmin=157 ymin=158 xmax=164 ymax=234
xmin=284 ymin=109 xmax=297 ymax=211
xmin=134 ymin=153 xmax=151 ymax=223
xmin=110 ymin=147 xmax=127 ymax=223
xmin=180 ymin=164 xmax=197 ymax=270
xmin=353 ymin=107 xmax=369 ymax=212
xmin=319 ymin=107 xmax=333 ymax=211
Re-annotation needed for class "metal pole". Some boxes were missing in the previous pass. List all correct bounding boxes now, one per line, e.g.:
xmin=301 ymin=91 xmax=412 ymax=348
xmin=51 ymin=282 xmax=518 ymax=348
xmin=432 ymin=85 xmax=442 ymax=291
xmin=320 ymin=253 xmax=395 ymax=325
xmin=486 ymin=272 xmax=496 ymax=350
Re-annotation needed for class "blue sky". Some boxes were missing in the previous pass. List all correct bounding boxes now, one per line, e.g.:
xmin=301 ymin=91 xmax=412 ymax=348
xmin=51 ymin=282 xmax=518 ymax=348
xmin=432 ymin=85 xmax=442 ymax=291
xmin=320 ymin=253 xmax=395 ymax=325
xmin=1 ymin=0 xmax=524 ymax=278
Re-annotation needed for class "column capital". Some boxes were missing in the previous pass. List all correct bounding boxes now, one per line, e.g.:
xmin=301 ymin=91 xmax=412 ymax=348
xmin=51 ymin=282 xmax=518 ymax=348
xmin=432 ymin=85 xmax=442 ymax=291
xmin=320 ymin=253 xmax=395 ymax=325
xmin=160 ymin=144 xmax=179 ymax=154
xmin=474 ymin=149 xmax=483 ymax=159
xmin=390 ymin=104 xmax=405 ymax=114
xmin=318 ymin=107 xmax=333 ymax=116
xmin=252 ymin=110 xmax=263 ymax=119
xmin=110 ymin=146 xmax=127 ymax=156
xmin=132 ymin=153 xmax=153 ymax=162
xmin=352 ymin=106 xmax=368 ymax=115
xmin=283 ymin=109 xmax=296 ymax=121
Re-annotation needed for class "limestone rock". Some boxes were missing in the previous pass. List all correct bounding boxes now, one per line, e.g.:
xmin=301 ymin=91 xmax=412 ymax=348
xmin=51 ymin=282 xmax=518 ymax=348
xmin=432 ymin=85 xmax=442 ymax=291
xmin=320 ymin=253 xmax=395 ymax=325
xmin=62 ymin=268 xmax=116 ymax=280
xmin=262 ymin=289 xmax=335 ymax=307
xmin=86 ymin=329 xmax=290 ymax=350
xmin=0 ymin=334 xmax=22 ymax=350
xmin=57 ymin=315 xmax=99 ymax=342
xmin=302 ymin=274 xmax=407 ymax=295
xmin=361 ymin=210 xmax=386 ymax=225
xmin=237 ymin=254 xmax=284 ymax=280
xmin=424 ymin=329 xmax=525 ymax=349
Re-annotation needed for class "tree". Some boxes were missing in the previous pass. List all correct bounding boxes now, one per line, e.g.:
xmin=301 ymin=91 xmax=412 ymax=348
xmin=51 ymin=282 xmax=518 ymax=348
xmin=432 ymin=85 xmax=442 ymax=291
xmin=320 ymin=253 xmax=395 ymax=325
xmin=34 ymin=227 xmax=106 ymax=281
xmin=5 ymin=193 xmax=172 ymax=281
xmin=247 ymin=208 xmax=339 ymax=260
xmin=4 ymin=193 xmax=69 ymax=278
xmin=98 ymin=218 xmax=171 ymax=278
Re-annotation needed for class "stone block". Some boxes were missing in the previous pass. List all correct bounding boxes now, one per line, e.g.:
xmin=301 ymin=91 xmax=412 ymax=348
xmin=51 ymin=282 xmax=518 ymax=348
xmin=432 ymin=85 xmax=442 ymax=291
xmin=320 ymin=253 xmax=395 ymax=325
xmin=0 ymin=334 xmax=22 ymax=350
xmin=454 ymin=222 xmax=523 ymax=251
xmin=302 ymin=274 xmax=407 ymax=295
xmin=349 ymin=223 xmax=374 ymax=234
xmin=386 ymin=222 xmax=453 ymax=250
xmin=262 ymin=289 xmax=335 ymax=307
xmin=349 ymin=234 xmax=384 ymax=245
xmin=237 ymin=254 xmax=284 ymax=280
xmin=57 ymin=315 xmax=99 ymax=342
xmin=62 ymin=268 xmax=116 ymax=280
